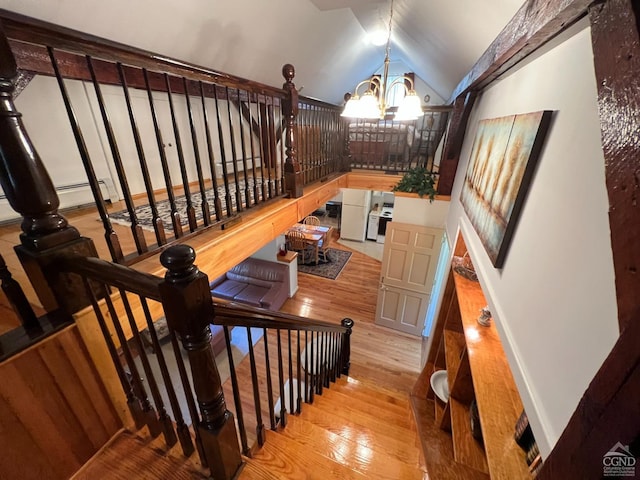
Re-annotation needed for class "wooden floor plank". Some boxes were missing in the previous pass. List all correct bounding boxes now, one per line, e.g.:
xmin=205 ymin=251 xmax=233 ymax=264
xmin=279 ymin=411 xmax=426 ymax=480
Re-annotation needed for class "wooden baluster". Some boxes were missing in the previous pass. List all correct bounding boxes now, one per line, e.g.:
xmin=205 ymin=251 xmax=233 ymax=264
xmin=308 ymin=330 xmax=315 ymax=403
xmin=118 ymin=63 xmax=167 ymax=246
xmin=266 ymin=98 xmax=276 ymax=198
xmin=237 ymin=89 xmax=252 ymax=209
xmin=142 ymin=68 xmax=183 ymax=239
xmin=263 ymin=327 xmax=276 ymax=430
xmin=296 ymin=330 xmax=302 ymax=413
xmin=224 ymin=86 xmax=242 ymax=213
xmin=139 ymin=297 xmax=192 ymax=455
xmin=246 ymin=92 xmax=260 ymax=205
xmin=281 ymin=64 xmax=302 ymax=198
xmin=119 ymin=290 xmax=171 ymax=442
xmin=49 ymin=50 xmax=120 ymax=263
xmin=165 ymin=74 xmax=197 ymax=232
xmin=213 ymin=85 xmax=234 ymax=217
xmin=277 ymin=96 xmax=285 ymax=194
xmin=256 ymin=97 xmax=269 ymax=202
xmin=246 ymin=327 xmax=265 ymax=446
xmin=81 ymin=278 xmax=145 ymax=429
xmin=223 ymin=325 xmax=249 ymax=455
xmin=159 ymin=245 xmax=242 ymax=480
xmin=199 ymin=81 xmax=223 ymax=221
xmin=288 ymin=329 xmax=293 ymax=418
xmin=183 ymin=78 xmax=211 ymax=226
xmin=87 ymin=56 xmax=148 ymax=255
xmin=0 ymin=253 xmax=38 ymax=329
xmin=304 ymin=330 xmax=311 ymax=403
xmin=341 ymin=318 xmax=354 ymax=375
xmin=103 ymin=286 xmax=161 ymax=437
xmin=276 ymin=329 xmax=287 ymax=427
xmin=0 ymin=30 xmax=99 ymax=313
xmin=316 ymin=332 xmax=324 ymax=395
xmin=168 ymin=327 xmax=201 ymax=461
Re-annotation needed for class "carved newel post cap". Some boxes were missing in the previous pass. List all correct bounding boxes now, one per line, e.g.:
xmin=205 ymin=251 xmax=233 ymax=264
xmin=160 ymin=244 xmax=197 ymax=282
xmin=282 ymin=64 xmax=295 ymax=82
xmin=341 ymin=318 xmax=354 ymax=330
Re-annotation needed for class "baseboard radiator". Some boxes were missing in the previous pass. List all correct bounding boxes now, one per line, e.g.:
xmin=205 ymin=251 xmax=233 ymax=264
xmin=0 ymin=179 xmax=113 ymax=223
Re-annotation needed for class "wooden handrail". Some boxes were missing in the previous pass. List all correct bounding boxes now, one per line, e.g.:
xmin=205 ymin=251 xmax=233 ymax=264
xmin=0 ymin=9 xmax=285 ymax=98
xmin=54 ymin=254 xmax=163 ymax=301
xmin=213 ymin=301 xmax=351 ymax=333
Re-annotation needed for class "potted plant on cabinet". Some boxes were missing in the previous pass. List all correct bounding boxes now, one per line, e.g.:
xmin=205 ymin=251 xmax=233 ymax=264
xmin=392 ymin=166 xmax=438 ymax=201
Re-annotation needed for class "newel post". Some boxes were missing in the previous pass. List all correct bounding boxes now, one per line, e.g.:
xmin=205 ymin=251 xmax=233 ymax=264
xmin=341 ymin=318 xmax=354 ymax=375
xmin=159 ymin=245 xmax=242 ymax=480
xmin=282 ymin=63 xmax=303 ymax=198
xmin=0 ymin=22 xmax=97 ymax=313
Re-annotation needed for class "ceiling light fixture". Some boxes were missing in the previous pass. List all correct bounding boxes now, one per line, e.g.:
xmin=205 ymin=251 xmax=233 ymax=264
xmin=341 ymin=0 xmax=423 ymax=121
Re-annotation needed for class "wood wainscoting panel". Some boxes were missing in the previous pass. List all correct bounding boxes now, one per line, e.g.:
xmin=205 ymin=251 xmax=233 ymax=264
xmin=0 ymin=325 xmax=121 ymax=480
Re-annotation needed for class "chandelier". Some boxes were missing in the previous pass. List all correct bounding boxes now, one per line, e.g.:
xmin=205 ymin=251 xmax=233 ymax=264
xmin=341 ymin=0 xmax=423 ymax=121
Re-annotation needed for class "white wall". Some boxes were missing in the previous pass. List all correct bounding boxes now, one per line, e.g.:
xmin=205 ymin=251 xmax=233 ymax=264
xmin=445 ymin=18 xmax=619 ymax=457
xmin=394 ymin=196 xmax=449 ymax=228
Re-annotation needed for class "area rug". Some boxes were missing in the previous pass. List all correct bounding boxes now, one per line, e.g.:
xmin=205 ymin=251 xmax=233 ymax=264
xmin=297 ymin=248 xmax=352 ymax=280
xmin=109 ymin=178 xmax=267 ymax=230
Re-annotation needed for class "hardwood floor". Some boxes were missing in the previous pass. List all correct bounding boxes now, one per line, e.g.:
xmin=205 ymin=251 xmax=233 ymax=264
xmin=1 ymin=203 xmax=429 ymax=479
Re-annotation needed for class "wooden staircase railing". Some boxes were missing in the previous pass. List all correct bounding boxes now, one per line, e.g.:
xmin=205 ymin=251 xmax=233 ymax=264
xmin=0 ymin=10 xmax=346 ymax=267
xmin=51 ymin=244 xmax=354 ymax=479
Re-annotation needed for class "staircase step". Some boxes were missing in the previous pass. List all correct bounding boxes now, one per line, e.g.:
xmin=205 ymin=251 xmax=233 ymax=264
xmin=330 ymin=378 xmax=411 ymax=418
xmin=309 ymin=390 xmax=416 ymax=439
xmin=243 ymin=429 xmax=369 ymax=479
xmin=278 ymin=413 xmax=426 ymax=479
xmin=298 ymin=402 xmax=421 ymax=467
xmin=72 ymin=430 xmax=208 ymax=480
xmin=314 ymin=386 xmax=413 ymax=430
xmin=333 ymin=376 xmax=411 ymax=409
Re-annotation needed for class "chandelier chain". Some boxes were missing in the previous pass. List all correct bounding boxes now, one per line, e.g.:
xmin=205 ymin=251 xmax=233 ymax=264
xmin=384 ymin=0 xmax=395 ymax=62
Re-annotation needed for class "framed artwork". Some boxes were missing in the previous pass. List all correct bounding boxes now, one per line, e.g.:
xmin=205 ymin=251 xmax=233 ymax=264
xmin=460 ymin=110 xmax=552 ymax=268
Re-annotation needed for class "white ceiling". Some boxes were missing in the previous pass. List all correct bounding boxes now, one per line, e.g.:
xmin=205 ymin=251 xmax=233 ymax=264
xmin=1 ymin=0 xmax=524 ymax=105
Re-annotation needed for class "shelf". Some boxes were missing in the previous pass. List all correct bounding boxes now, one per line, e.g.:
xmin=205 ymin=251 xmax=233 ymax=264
xmin=450 ymin=397 xmax=489 ymax=473
xmin=453 ymin=271 xmax=531 ymax=480
xmin=443 ymin=329 xmax=465 ymax=391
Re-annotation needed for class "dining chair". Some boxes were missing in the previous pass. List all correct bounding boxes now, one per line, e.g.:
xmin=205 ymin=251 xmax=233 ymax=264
xmin=302 ymin=215 xmax=321 ymax=226
xmin=318 ymin=226 xmax=333 ymax=262
xmin=286 ymin=230 xmax=309 ymax=264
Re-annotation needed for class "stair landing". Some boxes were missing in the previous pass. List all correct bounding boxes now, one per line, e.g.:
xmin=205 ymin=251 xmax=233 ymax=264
xmin=76 ymin=376 xmax=427 ymax=480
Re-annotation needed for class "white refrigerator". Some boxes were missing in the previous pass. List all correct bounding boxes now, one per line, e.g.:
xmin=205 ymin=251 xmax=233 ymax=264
xmin=340 ymin=188 xmax=371 ymax=242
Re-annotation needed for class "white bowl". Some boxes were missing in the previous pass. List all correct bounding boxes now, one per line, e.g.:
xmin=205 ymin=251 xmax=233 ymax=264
xmin=430 ymin=370 xmax=449 ymax=402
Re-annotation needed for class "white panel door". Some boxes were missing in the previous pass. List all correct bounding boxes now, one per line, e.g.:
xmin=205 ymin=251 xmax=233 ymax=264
xmin=375 ymin=222 xmax=444 ymax=336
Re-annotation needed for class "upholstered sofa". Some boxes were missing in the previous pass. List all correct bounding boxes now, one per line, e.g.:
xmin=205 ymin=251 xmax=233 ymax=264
xmin=210 ymin=257 xmax=289 ymax=311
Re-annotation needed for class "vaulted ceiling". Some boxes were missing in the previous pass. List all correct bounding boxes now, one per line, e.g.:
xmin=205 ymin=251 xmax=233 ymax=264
xmin=0 ymin=0 xmax=524 ymax=105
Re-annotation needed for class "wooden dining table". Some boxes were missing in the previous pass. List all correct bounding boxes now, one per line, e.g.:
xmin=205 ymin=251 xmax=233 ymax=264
xmin=287 ymin=223 xmax=332 ymax=265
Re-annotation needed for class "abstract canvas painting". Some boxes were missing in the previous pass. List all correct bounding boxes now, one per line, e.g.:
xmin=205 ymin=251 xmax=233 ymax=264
xmin=460 ymin=111 xmax=552 ymax=268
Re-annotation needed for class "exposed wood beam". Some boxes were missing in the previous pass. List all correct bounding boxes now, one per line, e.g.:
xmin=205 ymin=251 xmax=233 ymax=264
xmin=590 ymin=0 xmax=640 ymax=331
xmin=437 ymin=91 xmax=477 ymax=195
xmin=537 ymin=2 xmax=640 ymax=474
xmin=448 ymin=0 xmax=594 ymax=104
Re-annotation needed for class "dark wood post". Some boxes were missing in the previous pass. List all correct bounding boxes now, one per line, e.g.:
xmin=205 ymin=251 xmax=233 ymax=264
xmin=159 ymin=245 xmax=242 ymax=480
xmin=340 ymin=317 xmax=354 ymax=375
xmin=341 ymin=93 xmax=353 ymax=172
xmin=0 ymin=22 xmax=97 ymax=313
xmin=282 ymin=64 xmax=303 ymax=198
xmin=437 ymin=91 xmax=477 ymax=196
